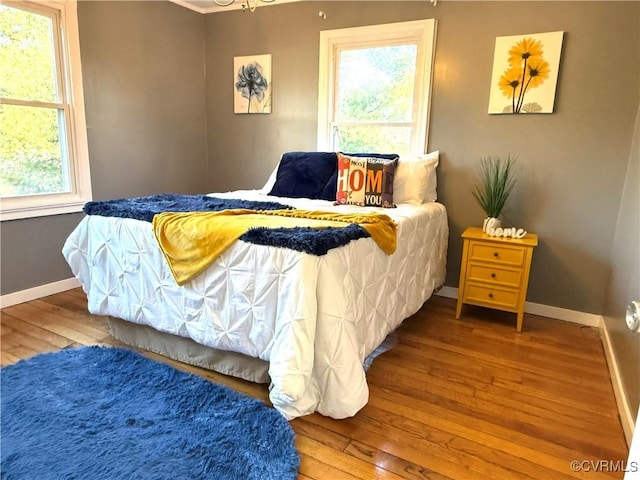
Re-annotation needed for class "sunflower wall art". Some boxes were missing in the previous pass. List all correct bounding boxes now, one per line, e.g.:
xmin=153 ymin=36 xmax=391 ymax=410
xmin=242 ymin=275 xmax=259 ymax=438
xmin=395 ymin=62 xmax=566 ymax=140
xmin=234 ymin=54 xmax=272 ymax=114
xmin=488 ymin=31 xmax=564 ymax=114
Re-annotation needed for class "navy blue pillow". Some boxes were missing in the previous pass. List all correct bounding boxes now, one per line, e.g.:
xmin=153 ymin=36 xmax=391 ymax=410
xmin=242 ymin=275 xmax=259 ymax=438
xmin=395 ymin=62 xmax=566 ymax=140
xmin=322 ymin=152 xmax=400 ymax=201
xmin=268 ymin=152 xmax=338 ymax=201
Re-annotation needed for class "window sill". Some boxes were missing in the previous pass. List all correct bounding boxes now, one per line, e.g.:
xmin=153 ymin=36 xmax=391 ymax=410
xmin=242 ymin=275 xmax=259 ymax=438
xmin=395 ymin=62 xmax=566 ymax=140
xmin=0 ymin=198 xmax=87 ymax=221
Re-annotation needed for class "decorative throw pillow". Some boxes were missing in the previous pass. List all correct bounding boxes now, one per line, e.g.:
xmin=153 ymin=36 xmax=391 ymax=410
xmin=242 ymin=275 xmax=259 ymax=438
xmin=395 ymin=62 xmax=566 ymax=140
xmin=335 ymin=152 xmax=398 ymax=208
xmin=268 ymin=152 xmax=338 ymax=201
xmin=261 ymin=164 xmax=279 ymax=193
xmin=323 ymin=152 xmax=398 ymax=202
xmin=393 ymin=151 xmax=440 ymax=204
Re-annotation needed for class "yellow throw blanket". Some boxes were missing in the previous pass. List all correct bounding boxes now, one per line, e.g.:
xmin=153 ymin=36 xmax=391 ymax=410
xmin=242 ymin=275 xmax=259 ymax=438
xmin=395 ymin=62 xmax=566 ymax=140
xmin=152 ymin=209 xmax=397 ymax=285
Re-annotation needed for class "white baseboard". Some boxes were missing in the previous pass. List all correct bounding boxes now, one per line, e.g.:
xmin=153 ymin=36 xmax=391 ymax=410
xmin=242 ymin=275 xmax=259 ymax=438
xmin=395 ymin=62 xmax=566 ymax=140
xmin=0 ymin=277 xmax=81 ymax=308
xmin=524 ymin=301 xmax=602 ymax=327
xmin=435 ymin=286 xmax=601 ymax=326
xmin=434 ymin=286 xmax=635 ymax=445
xmin=435 ymin=285 xmax=458 ymax=300
xmin=600 ymin=318 xmax=636 ymax=446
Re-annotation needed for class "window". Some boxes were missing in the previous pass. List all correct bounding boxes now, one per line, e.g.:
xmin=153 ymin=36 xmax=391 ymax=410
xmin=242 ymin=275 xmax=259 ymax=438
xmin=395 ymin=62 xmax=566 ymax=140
xmin=0 ymin=0 xmax=91 ymax=221
xmin=317 ymin=19 xmax=437 ymax=156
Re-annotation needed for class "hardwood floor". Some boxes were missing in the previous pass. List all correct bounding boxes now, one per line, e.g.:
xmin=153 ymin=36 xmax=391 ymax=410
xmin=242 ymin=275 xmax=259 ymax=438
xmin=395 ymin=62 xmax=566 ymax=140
xmin=1 ymin=289 xmax=629 ymax=479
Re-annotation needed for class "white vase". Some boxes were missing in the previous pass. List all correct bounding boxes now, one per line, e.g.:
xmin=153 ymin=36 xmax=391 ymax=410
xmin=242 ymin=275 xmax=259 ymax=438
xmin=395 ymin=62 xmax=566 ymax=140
xmin=482 ymin=217 xmax=501 ymax=233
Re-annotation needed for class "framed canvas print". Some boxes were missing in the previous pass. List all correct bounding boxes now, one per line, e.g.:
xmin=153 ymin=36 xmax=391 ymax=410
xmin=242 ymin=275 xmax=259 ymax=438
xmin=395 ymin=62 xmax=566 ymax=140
xmin=488 ymin=31 xmax=564 ymax=114
xmin=234 ymin=54 xmax=272 ymax=114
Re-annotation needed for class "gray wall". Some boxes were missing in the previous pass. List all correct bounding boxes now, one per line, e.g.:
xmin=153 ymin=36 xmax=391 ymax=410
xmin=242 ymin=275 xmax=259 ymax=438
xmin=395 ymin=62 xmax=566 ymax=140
xmin=205 ymin=1 xmax=640 ymax=315
xmin=79 ymin=1 xmax=208 ymax=201
xmin=603 ymin=106 xmax=640 ymax=424
xmin=0 ymin=1 xmax=207 ymax=294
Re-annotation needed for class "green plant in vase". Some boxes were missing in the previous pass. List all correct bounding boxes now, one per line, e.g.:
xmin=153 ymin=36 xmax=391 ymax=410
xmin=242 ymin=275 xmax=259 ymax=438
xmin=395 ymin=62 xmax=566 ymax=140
xmin=471 ymin=155 xmax=517 ymax=232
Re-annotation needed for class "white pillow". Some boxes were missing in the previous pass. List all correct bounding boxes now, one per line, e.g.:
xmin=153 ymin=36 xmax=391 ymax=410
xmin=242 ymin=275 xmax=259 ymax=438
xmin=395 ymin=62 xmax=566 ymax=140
xmin=261 ymin=164 xmax=280 ymax=193
xmin=393 ymin=151 xmax=439 ymax=204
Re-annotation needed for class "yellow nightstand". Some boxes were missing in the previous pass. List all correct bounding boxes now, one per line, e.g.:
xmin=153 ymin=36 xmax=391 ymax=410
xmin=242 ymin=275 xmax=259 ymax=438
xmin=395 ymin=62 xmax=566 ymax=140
xmin=455 ymin=226 xmax=538 ymax=332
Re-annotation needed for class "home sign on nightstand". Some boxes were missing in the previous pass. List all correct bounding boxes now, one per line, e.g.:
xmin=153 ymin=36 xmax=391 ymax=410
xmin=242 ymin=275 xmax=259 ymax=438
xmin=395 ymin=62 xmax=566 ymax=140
xmin=456 ymin=226 xmax=538 ymax=332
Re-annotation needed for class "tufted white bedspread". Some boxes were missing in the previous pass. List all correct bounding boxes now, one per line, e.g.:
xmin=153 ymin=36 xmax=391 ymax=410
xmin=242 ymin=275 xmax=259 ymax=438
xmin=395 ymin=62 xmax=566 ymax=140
xmin=63 ymin=190 xmax=448 ymax=419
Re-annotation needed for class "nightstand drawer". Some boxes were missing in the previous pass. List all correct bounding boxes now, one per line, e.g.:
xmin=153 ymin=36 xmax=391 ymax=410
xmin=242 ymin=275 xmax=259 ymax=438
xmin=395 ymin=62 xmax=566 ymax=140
xmin=464 ymin=283 xmax=519 ymax=310
xmin=467 ymin=263 xmax=522 ymax=288
xmin=468 ymin=242 xmax=525 ymax=267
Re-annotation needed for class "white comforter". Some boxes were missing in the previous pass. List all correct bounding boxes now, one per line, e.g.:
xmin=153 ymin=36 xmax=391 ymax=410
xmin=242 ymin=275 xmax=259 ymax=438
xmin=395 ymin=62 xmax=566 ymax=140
xmin=63 ymin=190 xmax=448 ymax=419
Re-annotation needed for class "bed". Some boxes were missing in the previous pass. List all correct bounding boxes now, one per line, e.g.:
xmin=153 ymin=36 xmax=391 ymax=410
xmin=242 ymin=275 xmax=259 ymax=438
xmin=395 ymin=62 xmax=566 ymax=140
xmin=63 ymin=151 xmax=448 ymax=419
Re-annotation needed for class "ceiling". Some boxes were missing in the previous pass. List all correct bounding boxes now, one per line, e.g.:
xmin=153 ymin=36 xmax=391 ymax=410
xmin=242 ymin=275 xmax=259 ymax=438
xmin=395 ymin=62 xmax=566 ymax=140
xmin=169 ymin=0 xmax=303 ymax=14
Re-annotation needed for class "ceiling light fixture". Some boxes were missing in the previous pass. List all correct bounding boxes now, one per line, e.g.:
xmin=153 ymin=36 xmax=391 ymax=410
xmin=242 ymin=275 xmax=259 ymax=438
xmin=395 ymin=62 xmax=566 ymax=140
xmin=213 ymin=0 xmax=275 ymax=12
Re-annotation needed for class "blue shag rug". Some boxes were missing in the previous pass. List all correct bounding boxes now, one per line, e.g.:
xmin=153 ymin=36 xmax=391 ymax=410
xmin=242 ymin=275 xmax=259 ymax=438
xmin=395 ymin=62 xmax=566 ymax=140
xmin=1 ymin=346 xmax=299 ymax=480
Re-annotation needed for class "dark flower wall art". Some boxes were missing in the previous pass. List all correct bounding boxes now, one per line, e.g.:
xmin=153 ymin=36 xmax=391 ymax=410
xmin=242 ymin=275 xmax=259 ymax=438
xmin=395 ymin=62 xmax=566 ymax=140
xmin=234 ymin=54 xmax=272 ymax=114
xmin=488 ymin=31 xmax=564 ymax=114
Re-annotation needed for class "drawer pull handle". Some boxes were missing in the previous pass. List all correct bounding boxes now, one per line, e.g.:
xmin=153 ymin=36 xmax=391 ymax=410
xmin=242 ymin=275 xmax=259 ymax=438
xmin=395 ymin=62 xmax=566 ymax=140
xmin=491 ymin=273 xmax=497 ymax=278
xmin=488 ymin=293 xmax=494 ymax=298
xmin=493 ymin=252 xmax=499 ymax=258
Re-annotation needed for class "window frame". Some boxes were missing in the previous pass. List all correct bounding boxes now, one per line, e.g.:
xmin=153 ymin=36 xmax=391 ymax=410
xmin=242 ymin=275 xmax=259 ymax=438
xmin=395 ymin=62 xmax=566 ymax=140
xmin=317 ymin=19 xmax=437 ymax=156
xmin=0 ymin=0 xmax=91 ymax=221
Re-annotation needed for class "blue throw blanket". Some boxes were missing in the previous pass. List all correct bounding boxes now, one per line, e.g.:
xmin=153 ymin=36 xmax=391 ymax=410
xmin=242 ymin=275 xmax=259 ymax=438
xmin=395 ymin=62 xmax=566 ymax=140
xmin=83 ymin=193 xmax=370 ymax=256
xmin=83 ymin=193 xmax=291 ymax=222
